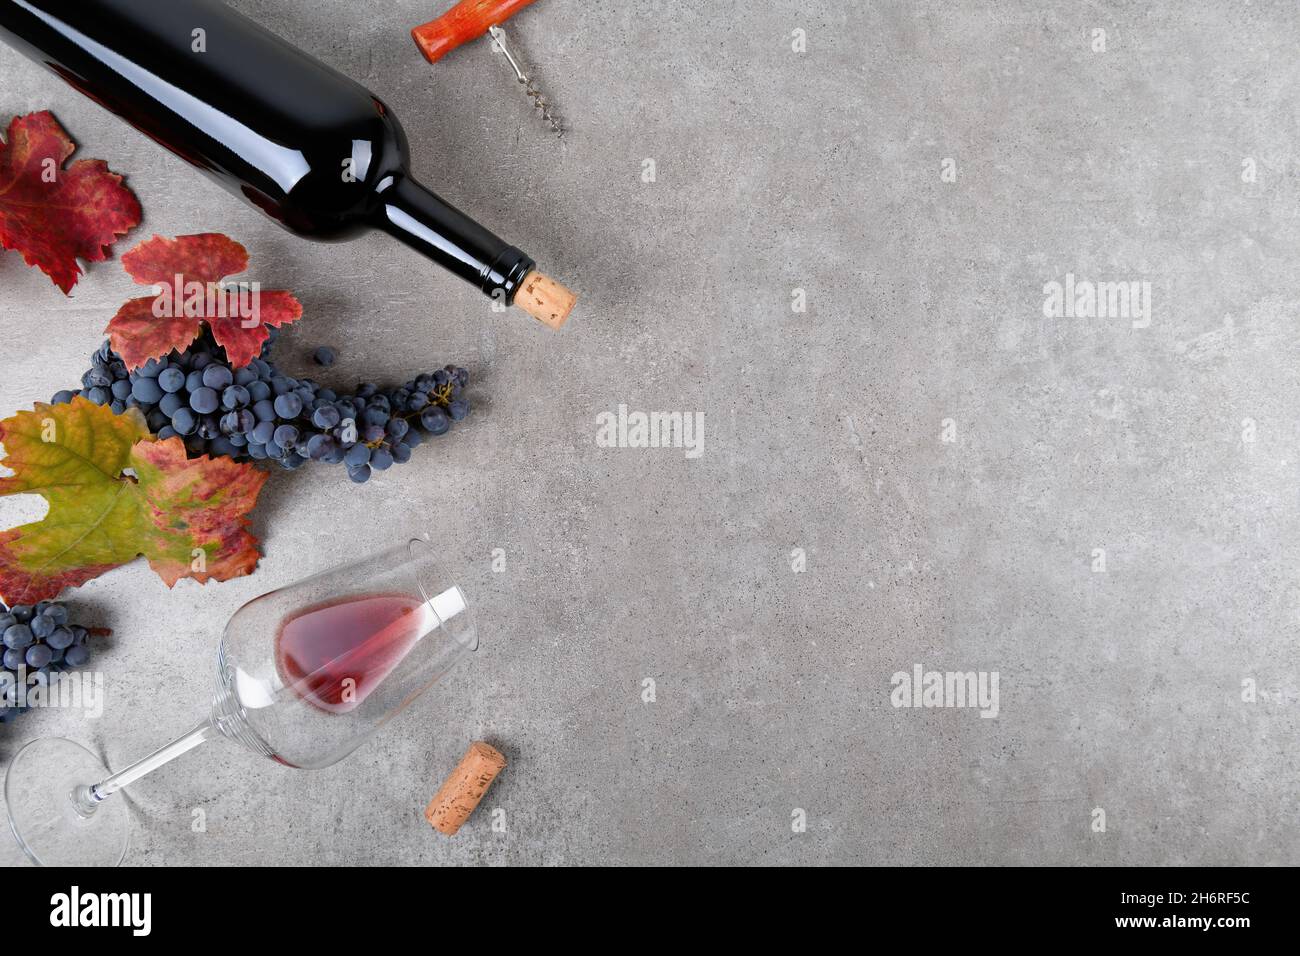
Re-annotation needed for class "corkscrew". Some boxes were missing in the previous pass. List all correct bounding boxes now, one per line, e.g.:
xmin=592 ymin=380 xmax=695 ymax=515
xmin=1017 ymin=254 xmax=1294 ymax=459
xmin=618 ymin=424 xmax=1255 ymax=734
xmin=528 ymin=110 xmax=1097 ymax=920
xmin=411 ymin=0 xmax=565 ymax=139
xmin=486 ymin=25 xmax=563 ymax=138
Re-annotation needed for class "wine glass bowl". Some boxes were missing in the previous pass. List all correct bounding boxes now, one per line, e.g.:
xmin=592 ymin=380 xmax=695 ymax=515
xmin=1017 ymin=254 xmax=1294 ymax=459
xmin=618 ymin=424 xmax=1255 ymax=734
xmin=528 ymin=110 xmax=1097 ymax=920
xmin=218 ymin=536 xmax=475 ymax=768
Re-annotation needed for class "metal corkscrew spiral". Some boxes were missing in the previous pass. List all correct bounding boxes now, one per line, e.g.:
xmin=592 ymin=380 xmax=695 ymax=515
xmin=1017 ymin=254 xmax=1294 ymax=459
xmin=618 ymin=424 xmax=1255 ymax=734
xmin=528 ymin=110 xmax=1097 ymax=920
xmin=488 ymin=25 xmax=564 ymax=139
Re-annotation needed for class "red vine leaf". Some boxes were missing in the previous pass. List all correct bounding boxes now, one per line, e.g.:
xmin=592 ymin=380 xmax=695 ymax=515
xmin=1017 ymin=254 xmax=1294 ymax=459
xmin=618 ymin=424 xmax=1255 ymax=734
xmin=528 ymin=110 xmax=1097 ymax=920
xmin=105 ymin=233 xmax=303 ymax=369
xmin=0 ymin=397 xmax=267 ymax=605
xmin=0 ymin=111 xmax=142 ymax=294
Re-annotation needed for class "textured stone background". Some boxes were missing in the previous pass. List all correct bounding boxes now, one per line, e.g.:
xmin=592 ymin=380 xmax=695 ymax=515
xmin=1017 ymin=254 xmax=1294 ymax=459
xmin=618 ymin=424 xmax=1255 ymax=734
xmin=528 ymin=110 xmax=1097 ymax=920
xmin=2 ymin=0 xmax=1298 ymax=865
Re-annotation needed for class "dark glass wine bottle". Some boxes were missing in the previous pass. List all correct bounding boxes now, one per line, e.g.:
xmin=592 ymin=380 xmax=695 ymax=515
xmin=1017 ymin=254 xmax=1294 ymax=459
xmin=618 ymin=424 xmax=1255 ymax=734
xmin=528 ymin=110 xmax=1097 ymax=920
xmin=0 ymin=0 xmax=574 ymax=327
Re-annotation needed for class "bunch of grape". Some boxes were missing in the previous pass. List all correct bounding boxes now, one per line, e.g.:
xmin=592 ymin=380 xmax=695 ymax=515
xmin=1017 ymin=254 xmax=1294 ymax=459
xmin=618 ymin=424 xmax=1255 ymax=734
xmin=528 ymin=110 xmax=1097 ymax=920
xmin=0 ymin=600 xmax=94 ymax=723
xmin=53 ymin=329 xmax=471 ymax=484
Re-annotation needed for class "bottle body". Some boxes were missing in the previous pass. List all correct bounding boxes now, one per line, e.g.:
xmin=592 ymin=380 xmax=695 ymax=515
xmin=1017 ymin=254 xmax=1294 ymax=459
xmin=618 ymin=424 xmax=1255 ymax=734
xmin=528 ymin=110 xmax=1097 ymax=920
xmin=0 ymin=0 xmax=534 ymax=301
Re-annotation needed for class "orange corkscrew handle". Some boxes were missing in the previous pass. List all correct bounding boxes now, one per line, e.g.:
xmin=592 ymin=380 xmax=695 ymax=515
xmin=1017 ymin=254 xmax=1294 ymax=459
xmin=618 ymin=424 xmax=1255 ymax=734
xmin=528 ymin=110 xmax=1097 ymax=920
xmin=411 ymin=0 xmax=539 ymax=64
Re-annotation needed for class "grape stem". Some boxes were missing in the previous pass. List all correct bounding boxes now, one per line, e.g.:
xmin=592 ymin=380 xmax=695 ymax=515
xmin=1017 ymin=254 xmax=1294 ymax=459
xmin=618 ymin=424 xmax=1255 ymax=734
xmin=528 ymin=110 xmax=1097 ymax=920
xmin=363 ymin=381 xmax=456 ymax=449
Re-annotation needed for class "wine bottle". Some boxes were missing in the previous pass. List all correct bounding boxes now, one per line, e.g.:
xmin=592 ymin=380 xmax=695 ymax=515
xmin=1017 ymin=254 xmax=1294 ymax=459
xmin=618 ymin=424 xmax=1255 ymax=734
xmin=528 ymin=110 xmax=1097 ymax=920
xmin=0 ymin=0 xmax=575 ymax=328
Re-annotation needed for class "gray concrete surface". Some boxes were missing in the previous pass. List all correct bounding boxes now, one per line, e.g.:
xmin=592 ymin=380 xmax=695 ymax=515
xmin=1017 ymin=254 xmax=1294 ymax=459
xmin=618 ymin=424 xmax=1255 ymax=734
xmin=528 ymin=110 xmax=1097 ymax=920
xmin=2 ymin=0 xmax=1299 ymax=866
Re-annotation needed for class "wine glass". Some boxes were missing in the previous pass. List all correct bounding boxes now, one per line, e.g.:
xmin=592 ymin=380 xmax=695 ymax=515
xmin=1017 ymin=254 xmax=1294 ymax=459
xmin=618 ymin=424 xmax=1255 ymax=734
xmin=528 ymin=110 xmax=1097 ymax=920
xmin=4 ymin=536 xmax=477 ymax=866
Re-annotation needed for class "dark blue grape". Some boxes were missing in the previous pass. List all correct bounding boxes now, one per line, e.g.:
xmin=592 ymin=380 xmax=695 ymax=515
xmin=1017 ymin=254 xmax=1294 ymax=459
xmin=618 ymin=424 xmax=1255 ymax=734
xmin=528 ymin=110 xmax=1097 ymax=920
xmin=171 ymin=408 xmax=198 ymax=436
xmin=131 ymin=376 xmax=164 ymax=404
xmin=371 ymin=447 xmax=394 ymax=471
xmin=251 ymin=421 xmax=276 ymax=445
xmin=24 ymin=644 xmax=52 ymax=668
xmin=273 ymin=393 xmax=303 ymax=419
xmin=344 ymin=443 xmax=372 ymax=468
xmin=51 ymin=389 xmax=76 ymax=404
xmin=64 ymin=645 xmax=90 ymax=667
xmin=3 ymin=624 xmax=33 ymax=649
xmin=273 ymin=424 xmax=299 ymax=449
xmin=252 ymin=399 xmax=276 ymax=422
xmin=420 ymin=407 xmax=450 ymax=435
xmin=202 ymin=364 xmax=234 ymax=389
xmin=347 ymin=464 xmax=371 ymax=484
xmin=313 ymin=346 xmax=336 ymax=366
xmin=306 ymin=434 xmax=334 ymax=460
xmin=209 ymin=437 xmax=240 ymax=458
xmin=158 ymin=367 xmax=186 ymax=393
xmin=222 ymin=385 xmax=250 ymax=409
xmin=313 ymin=404 xmax=341 ymax=429
xmin=190 ymin=387 xmax=219 ymax=414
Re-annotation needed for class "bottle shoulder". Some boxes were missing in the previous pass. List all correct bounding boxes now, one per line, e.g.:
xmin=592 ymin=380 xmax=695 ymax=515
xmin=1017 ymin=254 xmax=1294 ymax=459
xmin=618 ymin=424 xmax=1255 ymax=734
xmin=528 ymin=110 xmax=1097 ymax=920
xmin=225 ymin=98 xmax=411 ymax=239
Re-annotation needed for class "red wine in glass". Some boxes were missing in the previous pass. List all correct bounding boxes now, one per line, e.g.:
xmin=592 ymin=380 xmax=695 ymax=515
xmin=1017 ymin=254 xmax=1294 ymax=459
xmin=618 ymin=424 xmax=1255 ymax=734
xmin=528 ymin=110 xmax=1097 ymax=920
xmin=274 ymin=593 xmax=428 ymax=714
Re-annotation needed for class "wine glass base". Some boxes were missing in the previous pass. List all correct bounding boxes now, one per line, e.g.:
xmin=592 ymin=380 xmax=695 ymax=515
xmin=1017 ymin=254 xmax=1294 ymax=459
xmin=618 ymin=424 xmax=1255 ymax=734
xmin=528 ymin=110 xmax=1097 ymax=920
xmin=5 ymin=738 xmax=129 ymax=867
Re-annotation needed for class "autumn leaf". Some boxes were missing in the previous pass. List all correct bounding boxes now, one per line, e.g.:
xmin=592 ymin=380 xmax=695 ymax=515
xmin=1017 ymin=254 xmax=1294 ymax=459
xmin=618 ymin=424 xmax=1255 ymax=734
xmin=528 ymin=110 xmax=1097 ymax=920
xmin=0 ymin=111 xmax=142 ymax=294
xmin=0 ymin=397 xmax=267 ymax=605
xmin=105 ymin=233 xmax=303 ymax=370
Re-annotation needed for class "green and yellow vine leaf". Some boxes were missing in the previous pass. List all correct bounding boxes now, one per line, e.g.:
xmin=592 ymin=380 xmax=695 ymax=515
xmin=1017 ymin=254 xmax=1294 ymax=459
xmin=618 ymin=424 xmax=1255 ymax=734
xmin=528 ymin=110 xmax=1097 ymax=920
xmin=0 ymin=396 xmax=266 ymax=604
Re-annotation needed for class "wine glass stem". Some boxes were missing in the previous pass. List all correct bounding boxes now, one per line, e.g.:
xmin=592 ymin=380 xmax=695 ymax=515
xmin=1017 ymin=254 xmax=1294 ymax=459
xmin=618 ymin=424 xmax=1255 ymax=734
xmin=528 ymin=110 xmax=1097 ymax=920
xmin=74 ymin=720 xmax=216 ymax=816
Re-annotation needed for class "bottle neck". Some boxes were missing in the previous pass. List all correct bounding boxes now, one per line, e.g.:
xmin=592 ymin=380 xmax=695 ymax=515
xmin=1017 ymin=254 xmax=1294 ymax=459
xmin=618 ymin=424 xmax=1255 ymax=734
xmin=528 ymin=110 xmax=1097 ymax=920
xmin=372 ymin=174 xmax=535 ymax=304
